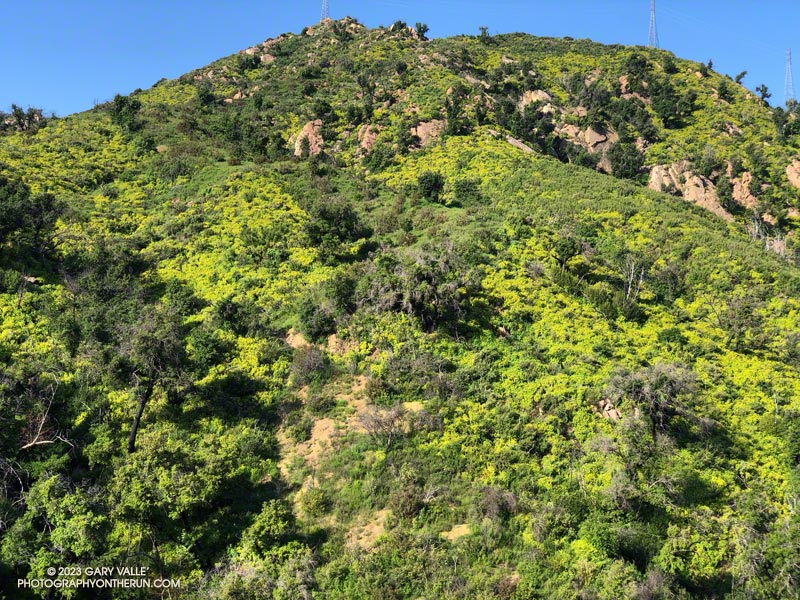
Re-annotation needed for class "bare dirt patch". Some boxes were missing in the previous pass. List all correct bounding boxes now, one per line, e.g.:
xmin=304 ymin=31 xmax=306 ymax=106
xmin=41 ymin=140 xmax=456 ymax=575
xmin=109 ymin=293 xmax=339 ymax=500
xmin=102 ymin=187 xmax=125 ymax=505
xmin=285 ymin=328 xmax=311 ymax=349
xmin=347 ymin=509 xmax=390 ymax=549
xmin=441 ymin=523 xmax=471 ymax=541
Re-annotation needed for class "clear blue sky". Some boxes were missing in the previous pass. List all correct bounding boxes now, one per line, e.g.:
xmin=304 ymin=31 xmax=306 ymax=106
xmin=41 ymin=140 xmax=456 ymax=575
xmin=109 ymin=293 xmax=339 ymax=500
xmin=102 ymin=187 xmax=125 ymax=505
xmin=4 ymin=1 xmax=799 ymax=116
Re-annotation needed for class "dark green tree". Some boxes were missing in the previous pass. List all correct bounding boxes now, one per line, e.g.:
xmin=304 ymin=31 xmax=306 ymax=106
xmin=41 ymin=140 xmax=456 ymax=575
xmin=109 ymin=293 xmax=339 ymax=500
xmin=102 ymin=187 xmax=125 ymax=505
xmin=608 ymin=142 xmax=644 ymax=181
xmin=417 ymin=171 xmax=445 ymax=202
xmin=109 ymin=94 xmax=142 ymax=132
xmin=119 ymin=306 xmax=186 ymax=453
xmin=756 ymin=84 xmax=771 ymax=104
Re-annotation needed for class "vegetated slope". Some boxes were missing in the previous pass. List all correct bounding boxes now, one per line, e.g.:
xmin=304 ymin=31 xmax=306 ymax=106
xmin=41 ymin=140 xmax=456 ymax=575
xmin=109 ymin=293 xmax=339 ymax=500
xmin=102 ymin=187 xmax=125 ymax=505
xmin=0 ymin=18 xmax=799 ymax=599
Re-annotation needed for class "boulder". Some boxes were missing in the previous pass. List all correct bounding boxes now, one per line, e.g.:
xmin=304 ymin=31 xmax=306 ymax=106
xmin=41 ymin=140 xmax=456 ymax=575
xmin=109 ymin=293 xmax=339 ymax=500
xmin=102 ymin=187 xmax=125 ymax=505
xmin=294 ymin=120 xmax=324 ymax=157
xmin=506 ymin=135 xmax=534 ymax=153
xmin=584 ymin=127 xmax=607 ymax=149
xmin=787 ymin=159 xmax=800 ymax=190
xmin=519 ymin=89 xmax=553 ymax=109
xmin=357 ymin=124 xmax=379 ymax=151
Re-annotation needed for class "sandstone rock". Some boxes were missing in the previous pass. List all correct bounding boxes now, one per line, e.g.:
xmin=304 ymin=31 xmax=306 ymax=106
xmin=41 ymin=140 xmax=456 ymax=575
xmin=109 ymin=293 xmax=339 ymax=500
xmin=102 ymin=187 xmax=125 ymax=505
xmin=585 ymin=68 xmax=601 ymax=85
xmin=787 ymin=159 xmax=800 ymax=190
xmin=732 ymin=171 xmax=758 ymax=209
xmin=540 ymin=103 xmax=557 ymax=115
xmin=649 ymin=160 xmax=733 ymax=221
xmin=357 ymin=124 xmax=379 ymax=151
xmin=558 ymin=124 xmax=581 ymax=140
xmin=412 ymin=119 xmax=444 ymax=146
xmin=506 ymin=135 xmax=534 ymax=153
xmin=584 ymin=127 xmax=607 ymax=149
xmin=260 ymin=54 xmax=275 ymax=64
xmin=294 ymin=120 xmax=324 ymax=157
xmin=519 ymin=89 xmax=552 ymax=109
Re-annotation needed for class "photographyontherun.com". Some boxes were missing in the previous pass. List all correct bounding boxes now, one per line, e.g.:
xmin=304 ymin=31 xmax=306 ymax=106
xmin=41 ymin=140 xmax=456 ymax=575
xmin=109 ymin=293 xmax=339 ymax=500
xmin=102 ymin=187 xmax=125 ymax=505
xmin=18 ymin=566 xmax=181 ymax=590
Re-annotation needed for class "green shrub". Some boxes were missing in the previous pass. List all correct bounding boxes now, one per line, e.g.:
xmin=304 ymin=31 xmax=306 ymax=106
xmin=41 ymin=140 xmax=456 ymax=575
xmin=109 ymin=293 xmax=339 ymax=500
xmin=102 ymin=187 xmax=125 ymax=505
xmin=417 ymin=171 xmax=445 ymax=203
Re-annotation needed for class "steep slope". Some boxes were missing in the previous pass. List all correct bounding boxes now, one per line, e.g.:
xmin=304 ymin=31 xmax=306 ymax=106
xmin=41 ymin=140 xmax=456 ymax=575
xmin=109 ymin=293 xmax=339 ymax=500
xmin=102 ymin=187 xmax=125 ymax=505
xmin=1 ymin=18 xmax=799 ymax=599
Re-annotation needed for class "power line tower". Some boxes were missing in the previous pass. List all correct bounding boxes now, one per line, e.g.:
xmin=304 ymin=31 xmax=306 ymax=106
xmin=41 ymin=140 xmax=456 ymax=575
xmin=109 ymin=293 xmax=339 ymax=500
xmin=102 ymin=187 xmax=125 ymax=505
xmin=321 ymin=0 xmax=329 ymax=21
xmin=648 ymin=0 xmax=659 ymax=48
xmin=786 ymin=48 xmax=795 ymax=105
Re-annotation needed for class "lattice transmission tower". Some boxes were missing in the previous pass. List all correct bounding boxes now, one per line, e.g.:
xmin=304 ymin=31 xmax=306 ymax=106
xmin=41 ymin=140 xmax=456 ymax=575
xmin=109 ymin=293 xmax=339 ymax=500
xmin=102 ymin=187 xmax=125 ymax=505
xmin=648 ymin=0 xmax=659 ymax=48
xmin=321 ymin=0 xmax=330 ymax=21
xmin=786 ymin=49 xmax=796 ymax=105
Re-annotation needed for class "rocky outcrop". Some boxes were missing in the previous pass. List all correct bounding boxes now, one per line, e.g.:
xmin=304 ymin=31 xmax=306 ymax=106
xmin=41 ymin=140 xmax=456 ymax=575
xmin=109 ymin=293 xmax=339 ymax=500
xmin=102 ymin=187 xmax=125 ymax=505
xmin=649 ymin=161 xmax=733 ymax=221
xmin=506 ymin=135 xmax=534 ymax=153
xmin=411 ymin=119 xmax=444 ymax=146
xmin=519 ymin=90 xmax=552 ymax=110
xmin=557 ymin=124 xmax=618 ymax=154
xmin=787 ymin=159 xmax=800 ymax=190
xmin=584 ymin=127 xmax=608 ymax=150
xmin=593 ymin=398 xmax=621 ymax=422
xmin=357 ymin=124 xmax=379 ymax=151
xmin=556 ymin=124 xmax=619 ymax=173
xmin=293 ymin=120 xmax=324 ymax=157
xmin=731 ymin=171 xmax=758 ymax=209
xmin=240 ymin=35 xmax=287 ymax=66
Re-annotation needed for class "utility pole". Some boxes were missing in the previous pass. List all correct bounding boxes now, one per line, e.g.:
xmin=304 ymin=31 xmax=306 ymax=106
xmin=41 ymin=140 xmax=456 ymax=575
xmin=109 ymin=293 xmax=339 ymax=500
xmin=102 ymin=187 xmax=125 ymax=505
xmin=648 ymin=0 xmax=659 ymax=48
xmin=321 ymin=0 xmax=330 ymax=21
xmin=786 ymin=48 xmax=795 ymax=105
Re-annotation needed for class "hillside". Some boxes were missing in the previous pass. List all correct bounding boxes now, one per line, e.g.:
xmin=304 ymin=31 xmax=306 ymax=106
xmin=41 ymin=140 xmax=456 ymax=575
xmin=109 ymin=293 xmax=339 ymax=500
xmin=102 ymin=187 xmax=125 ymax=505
xmin=1 ymin=18 xmax=800 ymax=599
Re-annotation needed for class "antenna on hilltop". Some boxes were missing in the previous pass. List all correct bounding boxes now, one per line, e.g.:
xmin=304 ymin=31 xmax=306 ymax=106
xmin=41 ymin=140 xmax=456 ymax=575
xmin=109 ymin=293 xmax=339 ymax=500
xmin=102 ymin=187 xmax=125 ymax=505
xmin=648 ymin=0 xmax=659 ymax=48
xmin=321 ymin=0 xmax=329 ymax=21
xmin=786 ymin=49 xmax=795 ymax=105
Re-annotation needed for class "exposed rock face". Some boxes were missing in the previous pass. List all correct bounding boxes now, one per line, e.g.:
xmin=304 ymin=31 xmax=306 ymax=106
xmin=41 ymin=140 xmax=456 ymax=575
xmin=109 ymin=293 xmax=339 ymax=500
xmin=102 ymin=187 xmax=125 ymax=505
xmin=558 ymin=125 xmax=618 ymax=153
xmin=238 ymin=34 xmax=289 ymax=66
xmin=595 ymin=399 xmax=621 ymax=422
xmin=732 ymin=171 xmax=758 ymax=209
xmin=787 ymin=159 xmax=800 ymax=190
xmin=584 ymin=127 xmax=607 ymax=149
xmin=411 ymin=119 xmax=444 ymax=146
xmin=506 ymin=135 xmax=534 ymax=153
xmin=519 ymin=89 xmax=552 ymax=109
xmin=649 ymin=161 xmax=733 ymax=221
xmin=556 ymin=124 xmax=619 ymax=174
xmin=294 ymin=120 xmax=324 ymax=157
xmin=559 ymin=124 xmax=581 ymax=140
xmin=357 ymin=124 xmax=378 ymax=151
